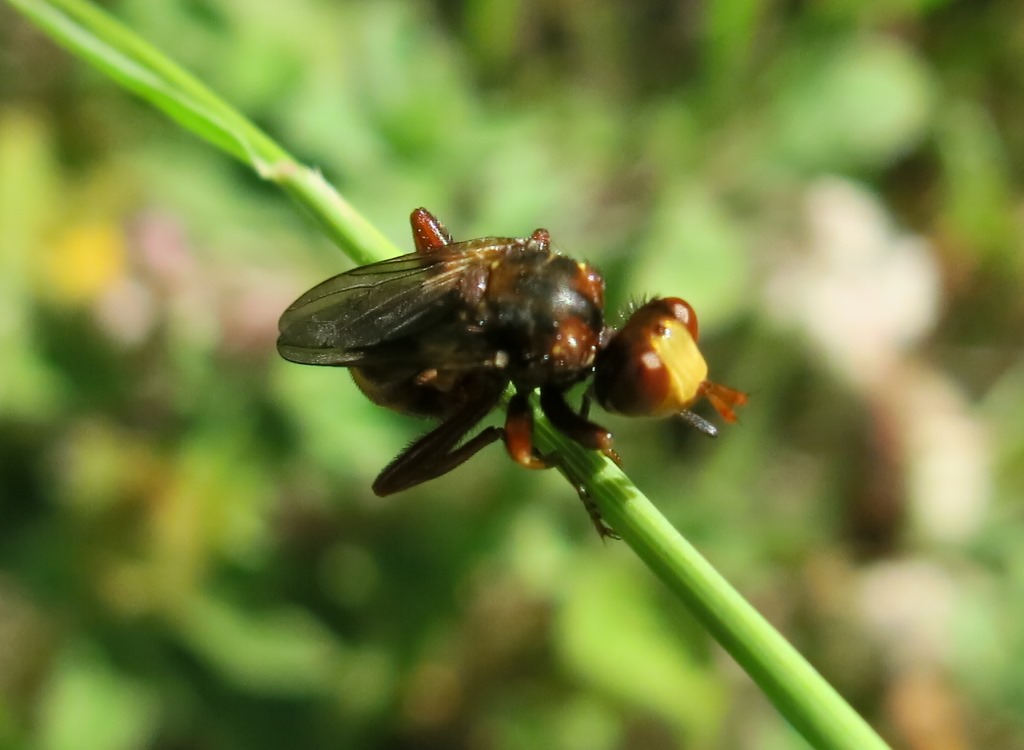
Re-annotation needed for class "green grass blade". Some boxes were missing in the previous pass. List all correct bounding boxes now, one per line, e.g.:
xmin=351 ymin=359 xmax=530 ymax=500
xmin=6 ymin=0 xmax=396 ymax=266
xmin=10 ymin=0 xmax=271 ymax=164
xmin=543 ymin=419 xmax=890 ymax=750
xmin=6 ymin=1 xmax=893 ymax=747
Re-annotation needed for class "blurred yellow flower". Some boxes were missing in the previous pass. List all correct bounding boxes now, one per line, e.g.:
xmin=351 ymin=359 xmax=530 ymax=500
xmin=43 ymin=221 xmax=126 ymax=304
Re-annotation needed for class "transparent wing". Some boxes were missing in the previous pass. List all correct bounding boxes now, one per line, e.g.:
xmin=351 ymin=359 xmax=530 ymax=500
xmin=277 ymin=245 xmax=509 ymax=368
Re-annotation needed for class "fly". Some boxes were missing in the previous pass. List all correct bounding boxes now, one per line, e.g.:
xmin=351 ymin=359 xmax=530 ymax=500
xmin=278 ymin=208 xmax=747 ymax=536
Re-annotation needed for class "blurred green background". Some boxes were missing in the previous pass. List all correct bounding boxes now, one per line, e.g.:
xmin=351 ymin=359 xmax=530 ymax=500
xmin=1 ymin=1 xmax=1023 ymax=748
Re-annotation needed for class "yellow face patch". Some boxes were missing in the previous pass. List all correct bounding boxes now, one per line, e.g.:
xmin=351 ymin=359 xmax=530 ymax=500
xmin=648 ymin=319 xmax=708 ymax=415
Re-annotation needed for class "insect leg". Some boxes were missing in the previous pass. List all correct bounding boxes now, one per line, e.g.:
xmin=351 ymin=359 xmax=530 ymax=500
xmin=572 ymin=480 xmax=620 ymax=540
xmin=539 ymin=387 xmax=621 ymax=465
xmin=372 ymin=391 xmax=502 ymax=496
xmin=579 ymin=387 xmax=593 ymax=421
xmin=504 ymin=390 xmax=551 ymax=469
xmin=410 ymin=208 xmax=453 ymax=254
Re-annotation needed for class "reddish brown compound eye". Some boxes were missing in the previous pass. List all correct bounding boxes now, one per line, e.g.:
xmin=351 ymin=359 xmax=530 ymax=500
xmin=593 ymin=297 xmax=703 ymax=418
xmin=594 ymin=296 xmax=747 ymax=424
xmin=664 ymin=297 xmax=699 ymax=341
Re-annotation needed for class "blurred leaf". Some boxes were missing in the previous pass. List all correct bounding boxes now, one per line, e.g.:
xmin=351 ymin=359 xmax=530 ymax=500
xmin=472 ymin=116 xmax=591 ymax=235
xmin=556 ymin=558 xmax=726 ymax=743
xmin=0 ymin=112 xmax=63 ymax=418
xmin=194 ymin=0 xmax=305 ymax=111
xmin=770 ymin=37 xmax=935 ymax=172
xmin=179 ymin=593 xmax=342 ymax=694
xmin=464 ymin=0 xmax=526 ymax=72
xmin=552 ymin=695 xmax=621 ymax=750
xmin=38 ymin=645 xmax=158 ymax=750
xmin=936 ymin=102 xmax=1018 ymax=265
xmin=628 ymin=182 xmax=749 ymax=329
xmin=148 ymin=427 xmax=274 ymax=588
xmin=358 ymin=2 xmax=474 ymax=159
xmin=815 ymin=0 xmax=953 ymax=24
xmin=272 ymin=362 xmax=407 ymax=488
xmin=703 ymin=0 xmax=764 ymax=84
xmin=54 ymin=421 xmax=160 ymax=514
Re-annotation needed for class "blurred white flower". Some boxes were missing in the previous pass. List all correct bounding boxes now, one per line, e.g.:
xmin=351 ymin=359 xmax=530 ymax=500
xmin=858 ymin=559 xmax=956 ymax=668
xmin=765 ymin=178 xmax=939 ymax=390
xmin=94 ymin=277 xmax=156 ymax=347
xmin=888 ymin=363 xmax=991 ymax=543
xmin=766 ymin=178 xmax=990 ymax=544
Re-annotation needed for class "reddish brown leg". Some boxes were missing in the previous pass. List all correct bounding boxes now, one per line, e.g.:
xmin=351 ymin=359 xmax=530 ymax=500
xmin=540 ymin=387 xmax=621 ymax=465
xmin=373 ymin=390 xmax=502 ymax=495
xmin=504 ymin=390 xmax=551 ymax=469
xmin=539 ymin=388 xmax=622 ymax=537
xmin=410 ymin=208 xmax=453 ymax=254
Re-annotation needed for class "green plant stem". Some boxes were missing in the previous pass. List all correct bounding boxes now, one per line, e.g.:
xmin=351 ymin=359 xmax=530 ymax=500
xmin=8 ymin=0 xmax=396 ymax=266
xmin=543 ymin=418 xmax=886 ymax=750
xmin=6 ymin=1 xmax=892 ymax=747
